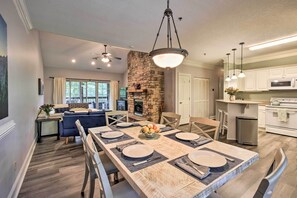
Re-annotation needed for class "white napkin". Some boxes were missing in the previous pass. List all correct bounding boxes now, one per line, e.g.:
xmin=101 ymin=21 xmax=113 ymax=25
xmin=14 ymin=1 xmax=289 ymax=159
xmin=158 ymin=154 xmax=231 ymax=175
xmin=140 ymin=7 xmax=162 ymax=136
xmin=190 ymin=136 xmax=213 ymax=146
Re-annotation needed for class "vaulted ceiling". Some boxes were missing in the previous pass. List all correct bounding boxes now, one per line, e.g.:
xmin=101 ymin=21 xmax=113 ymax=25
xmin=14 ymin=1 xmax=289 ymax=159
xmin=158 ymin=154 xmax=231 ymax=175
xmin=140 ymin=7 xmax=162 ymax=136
xmin=23 ymin=0 xmax=297 ymax=72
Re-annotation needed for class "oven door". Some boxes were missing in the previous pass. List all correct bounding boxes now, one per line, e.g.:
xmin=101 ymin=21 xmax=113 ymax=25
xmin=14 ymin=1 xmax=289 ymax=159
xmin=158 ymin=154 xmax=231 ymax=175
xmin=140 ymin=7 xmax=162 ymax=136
xmin=265 ymin=107 xmax=297 ymax=129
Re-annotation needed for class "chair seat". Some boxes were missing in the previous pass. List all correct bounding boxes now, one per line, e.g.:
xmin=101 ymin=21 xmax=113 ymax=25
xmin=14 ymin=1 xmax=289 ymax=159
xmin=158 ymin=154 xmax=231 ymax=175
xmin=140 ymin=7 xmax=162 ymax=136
xmin=112 ymin=180 xmax=140 ymax=198
xmin=99 ymin=152 xmax=118 ymax=175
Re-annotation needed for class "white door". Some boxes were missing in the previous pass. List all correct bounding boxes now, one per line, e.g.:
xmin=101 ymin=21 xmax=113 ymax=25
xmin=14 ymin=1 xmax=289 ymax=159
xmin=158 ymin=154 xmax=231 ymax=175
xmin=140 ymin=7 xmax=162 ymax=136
xmin=193 ymin=78 xmax=209 ymax=117
xmin=178 ymin=74 xmax=191 ymax=124
xmin=244 ymin=70 xmax=256 ymax=91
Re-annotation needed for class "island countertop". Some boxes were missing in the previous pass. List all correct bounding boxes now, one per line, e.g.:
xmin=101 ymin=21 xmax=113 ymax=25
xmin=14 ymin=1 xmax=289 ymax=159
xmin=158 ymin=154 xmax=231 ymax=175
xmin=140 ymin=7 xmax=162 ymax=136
xmin=216 ymin=99 xmax=263 ymax=105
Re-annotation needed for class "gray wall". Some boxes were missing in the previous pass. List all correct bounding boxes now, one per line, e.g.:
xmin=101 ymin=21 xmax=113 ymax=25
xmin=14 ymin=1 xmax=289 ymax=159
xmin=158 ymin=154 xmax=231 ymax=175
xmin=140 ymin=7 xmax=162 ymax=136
xmin=44 ymin=67 xmax=124 ymax=103
xmin=0 ymin=1 xmax=44 ymax=197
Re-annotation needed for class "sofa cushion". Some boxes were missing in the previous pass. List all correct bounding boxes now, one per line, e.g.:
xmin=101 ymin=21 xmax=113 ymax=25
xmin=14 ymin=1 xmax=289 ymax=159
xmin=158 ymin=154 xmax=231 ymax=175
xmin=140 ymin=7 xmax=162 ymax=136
xmin=64 ymin=111 xmax=88 ymax=116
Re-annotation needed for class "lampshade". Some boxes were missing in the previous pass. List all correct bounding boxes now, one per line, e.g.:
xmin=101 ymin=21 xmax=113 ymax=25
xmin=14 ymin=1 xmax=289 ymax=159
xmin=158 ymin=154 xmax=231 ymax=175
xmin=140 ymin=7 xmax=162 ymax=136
xmin=101 ymin=57 xmax=109 ymax=63
xmin=238 ymin=71 xmax=246 ymax=78
xmin=225 ymin=76 xmax=231 ymax=82
xmin=149 ymin=48 xmax=187 ymax=68
xmin=231 ymin=74 xmax=238 ymax=80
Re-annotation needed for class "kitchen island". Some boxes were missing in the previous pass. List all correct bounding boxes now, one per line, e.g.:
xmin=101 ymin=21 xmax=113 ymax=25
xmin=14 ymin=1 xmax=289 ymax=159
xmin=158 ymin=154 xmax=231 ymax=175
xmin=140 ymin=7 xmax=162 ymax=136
xmin=216 ymin=100 xmax=262 ymax=140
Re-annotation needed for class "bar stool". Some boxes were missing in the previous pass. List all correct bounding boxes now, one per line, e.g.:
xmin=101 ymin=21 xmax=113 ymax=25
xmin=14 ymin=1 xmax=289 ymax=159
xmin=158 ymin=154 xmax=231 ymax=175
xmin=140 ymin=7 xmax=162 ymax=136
xmin=221 ymin=111 xmax=228 ymax=135
xmin=217 ymin=109 xmax=223 ymax=134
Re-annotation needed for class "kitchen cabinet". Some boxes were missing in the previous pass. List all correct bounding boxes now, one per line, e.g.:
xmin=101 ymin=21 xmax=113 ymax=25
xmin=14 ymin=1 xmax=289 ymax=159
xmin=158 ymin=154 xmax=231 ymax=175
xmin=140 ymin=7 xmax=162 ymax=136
xmin=258 ymin=106 xmax=266 ymax=128
xmin=269 ymin=65 xmax=297 ymax=79
xmin=256 ymin=69 xmax=269 ymax=91
xmin=244 ymin=70 xmax=256 ymax=91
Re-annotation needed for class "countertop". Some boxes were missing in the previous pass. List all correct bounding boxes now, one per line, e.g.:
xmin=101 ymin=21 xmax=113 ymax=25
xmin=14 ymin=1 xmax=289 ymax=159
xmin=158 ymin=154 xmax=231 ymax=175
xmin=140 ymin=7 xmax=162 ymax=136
xmin=216 ymin=99 xmax=263 ymax=104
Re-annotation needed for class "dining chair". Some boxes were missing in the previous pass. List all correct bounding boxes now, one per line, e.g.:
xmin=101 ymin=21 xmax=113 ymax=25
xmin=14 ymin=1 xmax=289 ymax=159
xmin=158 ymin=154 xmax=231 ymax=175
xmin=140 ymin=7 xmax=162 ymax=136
xmin=188 ymin=117 xmax=220 ymax=140
xmin=160 ymin=112 xmax=181 ymax=129
xmin=220 ymin=111 xmax=228 ymax=135
xmin=208 ymin=148 xmax=288 ymax=198
xmin=85 ymin=134 xmax=140 ymax=198
xmin=75 ymin=120 xmax=119 ymax=197
xmin=105 ymin=111 xmax=129 ymax=126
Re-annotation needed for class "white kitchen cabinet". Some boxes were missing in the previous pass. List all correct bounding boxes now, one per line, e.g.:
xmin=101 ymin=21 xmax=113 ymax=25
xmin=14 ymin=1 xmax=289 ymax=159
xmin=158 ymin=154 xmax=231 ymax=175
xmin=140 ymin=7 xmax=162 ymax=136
xmin=269 ymin=67 xmax=284 ymax=79
xmin=258 ymin=106 xmax=266 ymax=128
xmin=284 ymin=66 xmax=297 ymax=77
xmin=244 ymin=70 xmax=256 ymax=91
xmin=256 ymin=69 xmax=269 ymax=91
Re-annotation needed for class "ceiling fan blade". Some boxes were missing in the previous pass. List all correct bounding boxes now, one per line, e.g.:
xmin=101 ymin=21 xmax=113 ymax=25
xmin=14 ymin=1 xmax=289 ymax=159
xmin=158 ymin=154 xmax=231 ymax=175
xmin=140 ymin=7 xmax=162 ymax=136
xmin=113 ymin=57 xmax=122 ymax=60
xmin=92 ymin=57 xmax=99 ymax=60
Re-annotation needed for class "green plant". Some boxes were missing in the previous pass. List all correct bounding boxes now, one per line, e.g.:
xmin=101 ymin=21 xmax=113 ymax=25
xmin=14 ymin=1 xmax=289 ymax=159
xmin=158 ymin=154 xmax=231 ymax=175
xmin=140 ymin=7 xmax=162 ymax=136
xmin=38 ymin=104 xmax=54 ymax=116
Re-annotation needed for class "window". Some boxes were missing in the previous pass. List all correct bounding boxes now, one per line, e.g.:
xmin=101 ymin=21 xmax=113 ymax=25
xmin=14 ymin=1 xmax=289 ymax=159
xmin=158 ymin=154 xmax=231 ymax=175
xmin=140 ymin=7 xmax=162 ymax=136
xmin=65 ymin=79 xmax=110 ymax=109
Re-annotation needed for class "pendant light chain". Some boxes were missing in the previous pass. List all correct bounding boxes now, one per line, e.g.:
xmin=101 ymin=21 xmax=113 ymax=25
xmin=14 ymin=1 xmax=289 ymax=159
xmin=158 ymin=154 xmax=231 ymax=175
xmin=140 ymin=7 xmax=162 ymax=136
xmin=227 ymin=53 xmax=230 ymax=75
xmin=233 ymin=48 xmax=236 ymax=74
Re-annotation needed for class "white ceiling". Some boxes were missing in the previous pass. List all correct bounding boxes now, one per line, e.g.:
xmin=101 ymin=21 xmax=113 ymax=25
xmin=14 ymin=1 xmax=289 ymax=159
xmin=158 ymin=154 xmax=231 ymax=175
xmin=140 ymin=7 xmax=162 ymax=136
xmin=24 ymin=0 xmax=297 ymax=69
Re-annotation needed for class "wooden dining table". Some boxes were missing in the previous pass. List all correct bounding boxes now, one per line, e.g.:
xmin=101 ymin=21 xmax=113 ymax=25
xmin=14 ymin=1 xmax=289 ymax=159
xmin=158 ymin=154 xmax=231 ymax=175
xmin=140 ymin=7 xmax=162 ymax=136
xmin=89 ymin=121 xmax=259 ymax=198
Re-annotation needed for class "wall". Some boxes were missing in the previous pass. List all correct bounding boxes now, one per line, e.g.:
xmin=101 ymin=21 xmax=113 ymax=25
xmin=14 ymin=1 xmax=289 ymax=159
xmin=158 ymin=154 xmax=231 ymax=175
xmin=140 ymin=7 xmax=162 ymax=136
xmin=122 ymin=69 xmax=128 ymax=87
xmin=44 ymin=67 xmax=124 ymax=104
xmin=0 ymin=0 xmax=44 ymax=197
xmin=176 ymin=64 xmax=220 ymax=117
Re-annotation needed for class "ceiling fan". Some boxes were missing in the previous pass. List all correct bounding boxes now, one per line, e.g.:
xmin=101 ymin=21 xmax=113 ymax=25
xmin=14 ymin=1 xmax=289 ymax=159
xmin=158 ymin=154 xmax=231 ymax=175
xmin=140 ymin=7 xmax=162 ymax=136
xmin=92 ymin=44 xmax=122 ymax=63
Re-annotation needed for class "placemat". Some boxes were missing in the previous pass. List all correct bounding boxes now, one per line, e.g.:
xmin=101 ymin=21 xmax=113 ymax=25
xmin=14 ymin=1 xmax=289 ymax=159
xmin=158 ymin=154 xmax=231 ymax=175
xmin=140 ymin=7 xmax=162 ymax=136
xmin=160 ymin=126 xmax=175 ymax=132
xmin=111 ymin=142 xmax=168 ymax=172
xmin=109 ymin=123 xmax=141 ymax=130
xmin=168 ymin=148 xmax=244 ymax=185
xmin=95 ymin=132 xmax=133 ymax=144
xmin=164 ymin=131 xmax=211 ymax=148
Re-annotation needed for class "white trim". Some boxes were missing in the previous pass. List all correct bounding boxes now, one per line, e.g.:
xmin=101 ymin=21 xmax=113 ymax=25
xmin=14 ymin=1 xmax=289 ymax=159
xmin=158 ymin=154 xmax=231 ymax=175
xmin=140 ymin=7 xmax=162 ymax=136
xmin=0 ymin=120 xmax=16 ymax=141
xmin=13 ymin=0 xmax=33 ymax=32
xmin=243 ymin=48 xmax=297 ymax=64
xmin=8 ymin=137 xmax=37 ymax=198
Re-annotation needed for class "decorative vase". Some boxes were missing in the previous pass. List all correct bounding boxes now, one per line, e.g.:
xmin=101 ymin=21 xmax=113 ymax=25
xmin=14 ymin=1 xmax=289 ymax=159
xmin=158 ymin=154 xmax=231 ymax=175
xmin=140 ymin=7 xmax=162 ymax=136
xmin=144 ymin=133 xmax=156 ymax=139
xmin=229 ymin=95 xmax=236 ymax=101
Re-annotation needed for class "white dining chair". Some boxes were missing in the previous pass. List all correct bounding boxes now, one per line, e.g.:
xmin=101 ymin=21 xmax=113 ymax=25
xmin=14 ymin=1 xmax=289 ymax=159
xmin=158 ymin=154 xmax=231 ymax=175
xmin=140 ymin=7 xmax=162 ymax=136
xmin=220 ymin=111 xmax=228 ymax=135
xmin=85 ymin=134 xmax=140 ymax=198
xmin=105 ymin=111 xmax=129 ymax=126
xmin=160 ymin=112 xmax=181 ymax=129
xmin=189 ymin=117 xmax=220 ymax=140
xmin=75 ymin=120 xmax=119 ymax=197
xmin=208 ymin=148 xmax=288 ymax=198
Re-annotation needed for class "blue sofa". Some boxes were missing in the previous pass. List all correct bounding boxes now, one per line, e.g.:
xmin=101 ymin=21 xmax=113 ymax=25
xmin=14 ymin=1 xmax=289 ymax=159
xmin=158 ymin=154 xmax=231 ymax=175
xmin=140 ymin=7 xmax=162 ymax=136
xmin=59 ymin=111 xmax=107 ymax=140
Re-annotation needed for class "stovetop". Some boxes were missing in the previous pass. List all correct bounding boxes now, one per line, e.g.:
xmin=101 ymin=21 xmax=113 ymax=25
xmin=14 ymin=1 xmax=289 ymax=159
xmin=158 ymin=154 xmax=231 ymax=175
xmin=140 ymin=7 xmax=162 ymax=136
xmin=267 ymin=97 xmax=297 ymax=109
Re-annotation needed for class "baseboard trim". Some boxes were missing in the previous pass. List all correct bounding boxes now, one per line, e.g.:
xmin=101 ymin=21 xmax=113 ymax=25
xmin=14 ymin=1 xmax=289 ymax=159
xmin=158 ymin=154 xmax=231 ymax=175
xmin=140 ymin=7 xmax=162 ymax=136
xmin=8 ymin=137 xmax=36 ymax=198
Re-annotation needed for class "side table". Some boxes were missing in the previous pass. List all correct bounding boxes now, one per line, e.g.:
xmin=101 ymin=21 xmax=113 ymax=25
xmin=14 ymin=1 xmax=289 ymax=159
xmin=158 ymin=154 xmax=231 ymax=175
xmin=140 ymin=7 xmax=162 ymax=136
xmin=35 ymin=117 xmax=61 ymax=143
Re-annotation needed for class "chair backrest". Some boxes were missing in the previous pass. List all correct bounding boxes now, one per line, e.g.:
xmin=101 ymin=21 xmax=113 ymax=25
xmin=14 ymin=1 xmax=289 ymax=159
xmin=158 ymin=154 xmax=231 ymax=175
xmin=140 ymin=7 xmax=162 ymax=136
xmin=105 ymin=111 xmax=129 ymax=126
xmin=254 ymin=148 xmax=288 ymax=198
xmin=160 ymin=112 xmax=181 ymax=129
xmin=85 ymin=134 xmax=113 ymax=198
xmin=189 ymin=117 xmax=220 ymax=140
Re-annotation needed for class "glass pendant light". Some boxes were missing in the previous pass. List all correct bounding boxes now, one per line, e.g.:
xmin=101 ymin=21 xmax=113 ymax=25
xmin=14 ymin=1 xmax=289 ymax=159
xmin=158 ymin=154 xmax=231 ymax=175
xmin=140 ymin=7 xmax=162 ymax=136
xmin=231 ymin=48 xmax=237 ymax=80
xmin=225 ymin=53 xmax=231 ymax=82
xmin=149 ymin=0 xmax=188 ymax=68
xmin=238 ymin=42 xmax=246 ymax=78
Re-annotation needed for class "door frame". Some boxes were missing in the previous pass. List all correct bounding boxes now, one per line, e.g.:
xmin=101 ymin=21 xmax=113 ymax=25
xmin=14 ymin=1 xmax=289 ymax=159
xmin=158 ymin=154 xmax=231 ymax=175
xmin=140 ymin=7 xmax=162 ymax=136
xmin=176 ymin=72 xmax=192 ymax=123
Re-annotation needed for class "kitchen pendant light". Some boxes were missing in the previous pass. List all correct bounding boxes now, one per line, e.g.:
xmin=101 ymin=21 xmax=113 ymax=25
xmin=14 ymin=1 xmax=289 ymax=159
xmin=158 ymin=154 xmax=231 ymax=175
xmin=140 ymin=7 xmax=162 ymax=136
xmin=238 ymin=42 xmax=245 ymax=78
xmin=231 ymin=48 xmax=237 ymax=80
xmin=149 ymin=0 xmax=188 ymax=68
xmin=225 ymin=53 xmax=231 ymax=82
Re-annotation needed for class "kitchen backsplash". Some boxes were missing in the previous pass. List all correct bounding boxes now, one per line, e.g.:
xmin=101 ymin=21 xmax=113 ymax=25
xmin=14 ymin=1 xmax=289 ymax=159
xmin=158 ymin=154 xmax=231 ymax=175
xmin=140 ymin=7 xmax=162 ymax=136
xmin=237 ymin=90 xmax=297 ymax=102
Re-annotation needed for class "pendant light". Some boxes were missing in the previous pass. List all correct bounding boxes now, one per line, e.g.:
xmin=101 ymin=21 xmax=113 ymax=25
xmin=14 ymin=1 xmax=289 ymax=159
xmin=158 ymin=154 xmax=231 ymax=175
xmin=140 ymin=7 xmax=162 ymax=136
xmin=149 ymin=0 xmax=188 ymax=68
xmin=225 ymin=53 xmax=231 ymax=82
xmin=238 ymin=42 xmax=245 ymax=78
xmin=231 ymin=48 xmax=238 ymax=80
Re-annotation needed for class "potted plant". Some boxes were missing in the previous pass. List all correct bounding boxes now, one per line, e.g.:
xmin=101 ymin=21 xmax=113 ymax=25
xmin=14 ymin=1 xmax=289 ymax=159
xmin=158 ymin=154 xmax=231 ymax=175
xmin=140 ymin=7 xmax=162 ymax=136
xmin=224 ymin=87 xmax=239 ymax=101
xmin=38 ymin=104 xmax=55 ymax=118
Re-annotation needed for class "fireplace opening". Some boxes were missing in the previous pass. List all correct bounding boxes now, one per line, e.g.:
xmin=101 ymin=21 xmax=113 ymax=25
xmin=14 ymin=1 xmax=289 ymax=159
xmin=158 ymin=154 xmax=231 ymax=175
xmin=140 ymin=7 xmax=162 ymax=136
xmin=134 ymin=99 xmax=143 ymax=116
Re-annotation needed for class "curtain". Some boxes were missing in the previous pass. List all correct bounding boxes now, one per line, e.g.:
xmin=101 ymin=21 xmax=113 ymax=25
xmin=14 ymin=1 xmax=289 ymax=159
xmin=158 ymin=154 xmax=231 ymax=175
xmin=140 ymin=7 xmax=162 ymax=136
xmin=53 ymin=77 xmax=66 ymax=104
xmin=109 ymin=81 xmax=119 ymax=110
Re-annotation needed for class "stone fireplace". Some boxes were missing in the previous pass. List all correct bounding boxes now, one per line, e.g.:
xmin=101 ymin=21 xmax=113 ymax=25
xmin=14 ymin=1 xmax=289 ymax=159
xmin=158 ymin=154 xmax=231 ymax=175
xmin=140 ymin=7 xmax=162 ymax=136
xmin=127 ymin=51 xmax=164 ymax=123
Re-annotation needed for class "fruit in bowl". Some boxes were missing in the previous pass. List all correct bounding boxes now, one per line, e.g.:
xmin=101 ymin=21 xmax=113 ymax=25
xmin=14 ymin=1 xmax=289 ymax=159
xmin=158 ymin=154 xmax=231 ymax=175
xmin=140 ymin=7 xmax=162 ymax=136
xmin=140 ymin=124 xmax=160 ymax=138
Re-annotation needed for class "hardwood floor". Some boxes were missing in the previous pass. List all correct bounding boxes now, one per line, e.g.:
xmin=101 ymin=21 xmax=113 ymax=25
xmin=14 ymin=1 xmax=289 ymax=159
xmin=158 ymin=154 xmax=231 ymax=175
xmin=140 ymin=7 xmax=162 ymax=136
xmin=19 ymin=129 xmax=297 ymax=198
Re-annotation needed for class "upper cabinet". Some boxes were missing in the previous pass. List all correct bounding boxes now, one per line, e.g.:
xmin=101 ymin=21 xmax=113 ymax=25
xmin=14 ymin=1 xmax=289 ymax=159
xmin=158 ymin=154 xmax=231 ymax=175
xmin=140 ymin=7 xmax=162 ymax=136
xmin=256 ymin=69 xmax=269 ymax=91
xmin=269 ymin=65 xmax=297 ymax=79
xmin=244 ymin=70 xmax=256 ymax=91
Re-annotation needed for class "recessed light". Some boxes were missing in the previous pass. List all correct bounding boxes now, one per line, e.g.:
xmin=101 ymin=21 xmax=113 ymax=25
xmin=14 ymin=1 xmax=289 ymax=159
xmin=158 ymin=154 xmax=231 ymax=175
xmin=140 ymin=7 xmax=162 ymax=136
xmin=71 ymin=59 xmax=76 ymax=63
xmin=249 ymin=35 xmax=297 ymax=51
xmin=91 ymin=61 xmax=95 ymax=65
xmin=107 ymin=63 xmax=111 ymax=67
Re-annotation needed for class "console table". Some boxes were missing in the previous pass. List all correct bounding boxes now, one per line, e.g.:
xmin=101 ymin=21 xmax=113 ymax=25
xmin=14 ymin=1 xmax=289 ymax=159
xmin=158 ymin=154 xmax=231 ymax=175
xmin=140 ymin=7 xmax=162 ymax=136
xmin=35 ymin=117 xmax=61 ymax=143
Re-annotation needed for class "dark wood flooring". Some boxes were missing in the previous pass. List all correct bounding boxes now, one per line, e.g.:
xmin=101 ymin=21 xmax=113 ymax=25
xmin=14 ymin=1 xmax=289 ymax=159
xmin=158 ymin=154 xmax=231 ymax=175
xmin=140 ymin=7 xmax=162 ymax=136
xmin=19 ymin=128 xmax=297 ymax=198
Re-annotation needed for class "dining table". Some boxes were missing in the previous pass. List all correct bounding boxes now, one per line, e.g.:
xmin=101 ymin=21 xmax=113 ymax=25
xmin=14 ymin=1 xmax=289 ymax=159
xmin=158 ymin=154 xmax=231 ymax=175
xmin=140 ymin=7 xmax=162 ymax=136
xmin=89 ymin=121 xmax=259 ymax=198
